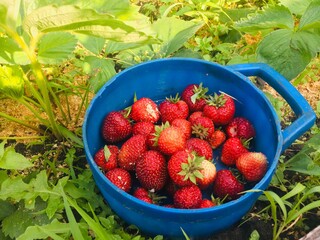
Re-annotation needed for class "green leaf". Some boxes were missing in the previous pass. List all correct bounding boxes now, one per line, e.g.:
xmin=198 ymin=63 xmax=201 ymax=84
xmin=22 ymin=5 xmax=155 ymax=44
xmin=0 ymin=65 xmax=26 ymax=99
xmin=0 ymin=3 xmax=7 ymax=24
xmin=0 ymin=36 xmax=30 ymax=65
xmin=152 ymin=17 xmax=203 ymax=56
xmin=279 ymin=0 xmax=313 ymax=16
xmin=256 ymin=29 xmax=318 ymax=80
xmin=0 ymin=200 xmax=16 ymax=221
xmin=0 ymin=146 xmax=32 ymax=170
xmin=299 ymin=0 xmax=320 ymax=30
xmin=38 ymin=32 xmax=77 ymax=64
xmin=76 ymin=33 xmax=105 ymax=55
xmin=2 ymin=200 xmax=50 ymax=239
xmin=16 ymin=219 xmax=70 ymax=240
xmin=83 ymin=56 xmax=116 ymax=93
xmin=235 ymin=5 xmax=294 ymax=32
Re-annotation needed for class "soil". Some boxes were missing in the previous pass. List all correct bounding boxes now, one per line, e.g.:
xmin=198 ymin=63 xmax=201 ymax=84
xmin=0 ymin=69 xmax=319 ymax=240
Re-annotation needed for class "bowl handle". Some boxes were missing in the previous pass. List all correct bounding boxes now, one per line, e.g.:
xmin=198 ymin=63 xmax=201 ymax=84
xmin=227 ymin=63 xmax=316 ymax=152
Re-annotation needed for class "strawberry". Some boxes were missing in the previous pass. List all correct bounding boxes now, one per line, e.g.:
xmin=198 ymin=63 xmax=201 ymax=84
xmin=131 ymin=97 xmax=160 ymax=123
xmin=132 ymin=121 xmax=155 ymax=136
xmin=199 ymin=199 xmax=216 ymax=208
xmin=173 ymin=185 xmax=202 ymax=209
xmin=105 ymin=168 xmax=132 ymax=192
xmin=188 ymin=111 xmax=204 ymax=124
xmin=203 ymin=93 xmax=235 ymax=126
xmin=101 ymin=111 xmax=132 ymax=143
xmin=186 ymin=138 xmax=213 ymax=160
xmin=197 ymin=160 xmax=216 ymax=189
xmin=212 ymin=169 xmax=244 ymax=200
xmin=191 ymin=116 xmax=215 ymax=140
xmin=93 ymin=145 xmax=118 ymax=171
xmin=159 ymin=94 xmax=189 ymax=123
xmin=181 ymin=83 xmax=208 ymax=112
xmin=136 ymin=150 xmax=167 ymax=191
xmin=118 ymin=134 xmax=147 ymax=171
xmin=158 ymin=126 xmax=187 ymax=155
xmin=133 ymin=187 xmax=153 ymax=203
xmin=208 ymin=129 xmax=226 ymax=149
xmin=220 ymin=137 xmax=249 ymax=166
xmin=167 ymin=150 xmax=204 ymax=187
xmin=171 ymin=118 xmax=192 ymax=140
xmin=225 ymin=117 xmax=255 ymax=140
xmin=236 ymin=152 xmax=268 ymax=182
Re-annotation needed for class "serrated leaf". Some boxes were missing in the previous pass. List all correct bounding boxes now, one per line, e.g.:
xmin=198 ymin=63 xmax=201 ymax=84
xmin=22 ymin=5 xmax=155 ymax=45
xmin=38 ymin=32 xmax=77 ymax=64
xmin=0 ymin=177 xmax=29 ymax=201
xmin=0 ymin=146 xmax=32 ymax=170
xmin=76 ymin=33 xmax=105 ymax=55
xmin=152 ymin=17 xmax=203 ymax=56
xmin=257 ymin=29 xmax=317 ymax=80
xmin=279 ymin=0 xmax=313 ymax=16
xmin=83 ymin=56 xmax=116 ymax=93
xmin=0 ymin=200 xmax=16 ymax=221
xmin=299 ymin=0 xmax=320 ymax=30
xmin=235 ymin=5 xmax=294 ymax=32
xmin=2 ymin=200 xmax=50 ymax=239
xmin=16 ymin=219 xmax=70 ymax=240
xmin=0 ymin=65 xmax=26 ymax=99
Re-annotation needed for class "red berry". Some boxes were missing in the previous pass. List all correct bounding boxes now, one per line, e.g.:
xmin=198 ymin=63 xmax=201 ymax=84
xmin=199 ymin=199 xmax=216 ymax=208
xmin=131 ymin=97 xmax=160 ymax=123
xmin=102 ymin=111 xmax=132 ymax=143
xmin=105 ymin=168 xmax=132 ymax=192
xmin=118 ymin=134 xmax=147 ymax=171
xmin=133 ymin=187 xmax=153 ymax=203
xmin=159 ymin=94 xmax=189 ymax=123
xmin=171 ymin=118 xmax=192 ymax=140
xmin=213 ymin=169 xmax=244 ymax=200
xmin=191 ymin=116 xmax=215 ymax=140
xmin=188 ymin=111 xmax=204 ymax=124
xmin=181 ymin=83 xmax=208 ymax=112
xmin=136 ymin=150 xmax=167 ymax=191
xmin=208 ymin=130 xmax=226 ymax=149
xmin=158 ymin=126 xmax=186 ymax=155
xmin=94 ymin=145 xmax=118 ymax=171
xmin=173 ymin=185 xmax=202 ymax=209
xmin=186 ymin=138 xmax=213 ymax=160
xmin=220 ymin=137 xmax=249 ymax=166
xmin=226 ymin=117 xmax=255 ymax=140
xmin=197 ymin=160 xmax=217 ymax=189
xmin=203 ymin=93 xmax=235 ymax=126
xmin=132 ymin=121 xmax=155 ymax=136
xmin=236 ymin=152 xmax=268 ymax=182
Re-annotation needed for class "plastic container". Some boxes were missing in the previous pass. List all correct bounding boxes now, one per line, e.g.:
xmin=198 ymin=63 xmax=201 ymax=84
xmin=82 ymin=58 xmax=316 ymax=239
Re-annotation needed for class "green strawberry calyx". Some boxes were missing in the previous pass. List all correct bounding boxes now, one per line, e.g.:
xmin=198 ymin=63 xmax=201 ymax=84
xmin=206 ymin=93 xmax=226 ymax=108
xmin=190 ymin=83 xmax=208 ymax=104
xmin=178 ymin=152 xmax=204 ymax=185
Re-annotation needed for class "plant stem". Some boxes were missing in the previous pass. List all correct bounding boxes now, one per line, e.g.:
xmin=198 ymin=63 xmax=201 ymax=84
xmin=0 ymin=111 xmax=40 ymax=132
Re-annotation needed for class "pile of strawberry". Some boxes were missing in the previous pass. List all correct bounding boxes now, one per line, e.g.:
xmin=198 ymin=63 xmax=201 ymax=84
xmin=94 ymin=83 xmax=268 ymax=209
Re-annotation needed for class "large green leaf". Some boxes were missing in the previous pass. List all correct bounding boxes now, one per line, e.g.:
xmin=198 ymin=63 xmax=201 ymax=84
xmin=22 ymin=5 xmax=154 ymax=44
xmin=152 ymin=17 xmax=203 ymax=56
xmin=279 ymin=0 xmax=313 ymax=16
xmin=0 ymin=36 xmax=30 ymax=65
xmin=256 ymin=29 xmax=319 ymax=80
xmin=83 ymin=56 xmax=116 ymax=93
xmin=299 ymin=0 xmax=320 ymax=30
xmin=235 ymin=5 xmax=294 ymax=32
xmin=76 ymin=33 xmax=105 ymax=55
xmin=38 ymin=32 xmax=77 ymax=64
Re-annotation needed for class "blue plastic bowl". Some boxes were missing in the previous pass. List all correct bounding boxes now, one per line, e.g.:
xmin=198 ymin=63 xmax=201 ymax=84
xmin=83 ymin=58 xmax=315 ymax=239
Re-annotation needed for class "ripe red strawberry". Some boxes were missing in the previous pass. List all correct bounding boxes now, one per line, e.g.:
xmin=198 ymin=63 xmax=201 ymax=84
xmin=133 ymin=187 xmax=153 ymax=203
xmin=188 ymin=111 xmax=204 ymax=124
xmin=102 ymin=111 xmax=132 ymax=143
xmin=132 ymin=121 xmax=155 ymax=136
xmin=159 ymin=94 xmax=189 ymax=123
xmin=136 ymin=150 xmax=167 ymax=191
xmin=208 ymin=129 xmax=226 ymax=149
xmin=158 ymin=126 xmax=186 ymax=155
xmin=226 ymin=117 xmax=255 ymax=140
xmin=220 ymin=137 xmax=249 ymax=166
xmin=186 ymin=138 xmax=213 ymax=160
xmin=212 ymin=169 xmax=244 ymax=200
xmin=203 ymin=93 xmax=235 ymax=126
xmin=93 ymin=145 xmax=118 ymax=171
xmin=105 ymin=168 xmax=132 ymax=192
xmin=173 ymin=185 xmax=202 ymax=209
xmin=191 ymin=116 xmax=215 ymax=140
xmin=181 ymin=83 xmax=208 ymax=112
xmin=197 ymin=160 xmax=217 ymax=189
xmin=118 ymin=134 xmax=147 ymax=171
xmin=199 ymin=199 xmax=216 ymax=208
xmin=236 ymin=152 xmax=268 ymax=182
xmin=171 ymin=118 xmax=192 ymax=140
xmin=167 ymin=150 xmax=204 ymax=187
xmin=131 ymin=97 xmax=160 ymax=123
